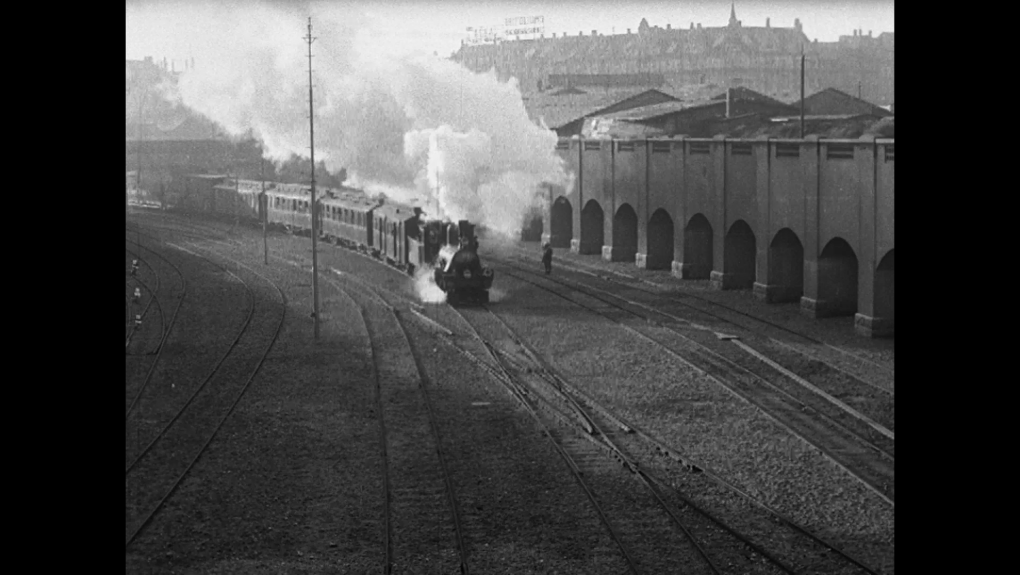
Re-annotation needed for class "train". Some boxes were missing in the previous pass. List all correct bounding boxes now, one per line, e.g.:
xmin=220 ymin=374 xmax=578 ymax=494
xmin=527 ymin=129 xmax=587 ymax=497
xmin=169 ymin=174 xmax=494 ymax=304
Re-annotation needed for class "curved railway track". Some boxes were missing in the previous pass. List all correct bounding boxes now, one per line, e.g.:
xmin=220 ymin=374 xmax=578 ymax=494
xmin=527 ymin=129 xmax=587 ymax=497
xmin=477 ymin=303 xmax=882 ymax=575
xmin=125 ymin=244 xmax=287 ymax=549
xmin=322 ymin=271 xmax=470 ymax=574
xmin=277 ymin=253 xmax=889 ymax=574
xmin=125 ymin=271 xmax=163 ymax=350
xmin=137 ymin=210 xmax=890 ymax=571
xmin=125 ymin=253 xmax=255 ymax=472
xmin=492 ymin=261 xmax=894 ymax=506
xmin=125 ymin=233 xmax=188 ymax=417
xmin=503 ymin=247 xmax=893 ymax=395
xmin=491 ymin=255 xmax=896 ymax=451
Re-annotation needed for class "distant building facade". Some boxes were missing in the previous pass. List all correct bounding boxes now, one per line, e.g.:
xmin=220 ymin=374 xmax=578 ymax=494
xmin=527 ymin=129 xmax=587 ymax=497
xmin=452 ymin=5 xmax=893 ymax=105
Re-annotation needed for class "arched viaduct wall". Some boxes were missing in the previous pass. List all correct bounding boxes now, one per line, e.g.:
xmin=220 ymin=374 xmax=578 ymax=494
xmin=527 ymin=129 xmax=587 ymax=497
xmin=542 ymin=135 xmax=895 ymax=337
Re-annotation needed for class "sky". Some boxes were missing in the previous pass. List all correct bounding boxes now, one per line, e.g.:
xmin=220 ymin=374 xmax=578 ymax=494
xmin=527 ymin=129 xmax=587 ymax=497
xmin=126 ymin=0 xmax=895 ymax=65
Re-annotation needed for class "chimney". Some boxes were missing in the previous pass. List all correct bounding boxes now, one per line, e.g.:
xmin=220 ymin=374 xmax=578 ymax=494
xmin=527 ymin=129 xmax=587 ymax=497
xmin=553 ymin=33 xmax=557 ymax=38
xmin=726 ymin=88 xmax=731 ymax=118
xmin=868 ymin=30 xmax=872 ymax=37
xmin=697 ymin=23 xmax=702 ymax=29
xmin=766 ymin=18 xmax=770 ymax=28
xmin=666 ymin=23 xmax=671 ymax=30
xmin=795 ymin=18 xmax=801 ymax=32
xmin=627 ymin=28 xmax=631 ymax=34
xmin=592 ymin=30 xmax=597 ymax=36
xmin=854 ymin=30 xmax=858 ymax=36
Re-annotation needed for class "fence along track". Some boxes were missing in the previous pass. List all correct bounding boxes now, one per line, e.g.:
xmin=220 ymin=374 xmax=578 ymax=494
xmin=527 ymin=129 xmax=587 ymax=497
xmin=125 ymin=251 xmax=287 ymax=549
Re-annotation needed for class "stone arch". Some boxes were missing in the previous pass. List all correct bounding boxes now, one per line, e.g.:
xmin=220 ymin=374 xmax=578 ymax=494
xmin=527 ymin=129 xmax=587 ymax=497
xmin=818 ymin=238 xmax=859 ymax=316
xmin=767 ymin=228 xmax=804 ymax=302
xmin=683 ymin=214 xmax=713 ymax=279
xmin=580 ymin=200 xmax=604 ymax=255
xmin=723 ymin=220 xmax=756 ymax=289
xmin=646 ymin=209 xmax=674 ymax=270
xmin=874 ymin=249 xmax=894 ymax=325
xmin=550 ymin=196 xmax=573 ymax=248
xmin=521 ymin=208 xmax=543 ymax=242
xmin=611 ymin=203 xmax=638 ymax=262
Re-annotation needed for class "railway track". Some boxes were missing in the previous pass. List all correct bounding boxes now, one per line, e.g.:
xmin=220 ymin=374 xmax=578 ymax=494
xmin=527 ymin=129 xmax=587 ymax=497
xmin=503 ymin=247 xmax=894 ymax=396
xmin=140 ymin=211 xmax=890 ymax=570
xmin=323 ymin=271 xmax=470 ymax=574
xmin=125 ymin=263 xmax=163 ymax=350
xmin=491 ymin=261 xmax=894 ymax=506
xmin=490 ymin=256 xmax=896 ymax=454
xmin=476 ymin=303 xmax=882 ymax=575
xmin=124 ymin=232 xmax=189 ymax=417
xmin=125 ymin=241 xmax=287 ymax=549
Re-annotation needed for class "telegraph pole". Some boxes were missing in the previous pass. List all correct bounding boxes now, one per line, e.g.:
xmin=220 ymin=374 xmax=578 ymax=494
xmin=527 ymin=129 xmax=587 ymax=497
xmin=261 ymin=144 xmax=268 ymax=265
xmin=235 ymin=171 xmax=240 ymax=228
xmin=137 ymin=89 xmax=145 ymax=201
xmin=305 ymin=17 xmax=320 ymax=339
xmin=799 ymin=45 xmax=805 ymax=138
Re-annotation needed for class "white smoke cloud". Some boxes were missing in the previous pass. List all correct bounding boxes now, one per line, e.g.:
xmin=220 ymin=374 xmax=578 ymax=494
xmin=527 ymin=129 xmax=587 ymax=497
xmin=152 ymin=0 xmax=569 ymax=238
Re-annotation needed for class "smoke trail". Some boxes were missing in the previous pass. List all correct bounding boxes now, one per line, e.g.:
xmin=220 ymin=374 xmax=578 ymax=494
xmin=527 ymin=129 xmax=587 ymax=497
xmin=413 ymin=266 xmax=446 ymax=304
xmin=148 ymin=1 xmax=570 ymax=237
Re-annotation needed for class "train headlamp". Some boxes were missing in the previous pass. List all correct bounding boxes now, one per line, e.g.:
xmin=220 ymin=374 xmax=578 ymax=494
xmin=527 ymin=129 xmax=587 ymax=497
xmin=133 ymin=287 xmax=142 ymax=302
xmin=463 ymin=269 xmax=472 ymax=279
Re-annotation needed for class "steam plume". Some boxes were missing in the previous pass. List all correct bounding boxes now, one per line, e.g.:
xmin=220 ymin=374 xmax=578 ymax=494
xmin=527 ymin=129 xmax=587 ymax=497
xmin=150 ymin=1 xmax=570 ymax=237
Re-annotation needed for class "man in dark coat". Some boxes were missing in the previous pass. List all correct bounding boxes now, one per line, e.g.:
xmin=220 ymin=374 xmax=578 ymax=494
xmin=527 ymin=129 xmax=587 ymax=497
xmin=542 ymin=243 xmax=553 ymax=274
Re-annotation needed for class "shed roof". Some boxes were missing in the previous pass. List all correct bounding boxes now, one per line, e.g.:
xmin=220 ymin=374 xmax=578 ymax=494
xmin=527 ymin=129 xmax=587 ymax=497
xmin=792 ymin=87 xmax=892 ymax=117
xmin=523 ymin=88 xmax=680 ymax=129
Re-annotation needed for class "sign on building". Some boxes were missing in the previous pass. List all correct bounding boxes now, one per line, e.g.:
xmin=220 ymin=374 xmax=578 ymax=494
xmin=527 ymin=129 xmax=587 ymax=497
xmin=504 ymin=15 xmax=544 ymax=38
xmin=466 ymin=16 xmax=545 ymax=44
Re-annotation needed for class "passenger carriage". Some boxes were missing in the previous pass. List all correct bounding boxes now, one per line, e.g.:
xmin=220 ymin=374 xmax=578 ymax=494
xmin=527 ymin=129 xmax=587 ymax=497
xmin=266 ymin=184 xmax=313 ymax=234
xmin=320 ymin=190 xmax=379 ymax=252
xmin=373 ymin=203 xmax=420 ymax=271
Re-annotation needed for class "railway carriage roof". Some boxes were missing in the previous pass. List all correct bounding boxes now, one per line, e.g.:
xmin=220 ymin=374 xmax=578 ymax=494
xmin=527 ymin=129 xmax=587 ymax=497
xmin=320 ymin=195 xmax=379 ymax=212
xmin=373 ymin=203 xmax=418 ymax=222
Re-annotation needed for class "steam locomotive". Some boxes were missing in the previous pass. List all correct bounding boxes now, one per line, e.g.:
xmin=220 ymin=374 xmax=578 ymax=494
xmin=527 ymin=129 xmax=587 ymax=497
xmin=170 ymin=174 xmax=494 ymax=304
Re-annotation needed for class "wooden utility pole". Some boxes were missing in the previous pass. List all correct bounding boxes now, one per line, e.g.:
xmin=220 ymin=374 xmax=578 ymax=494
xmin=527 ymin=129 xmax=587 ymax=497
xmin=305 ymin=17 xmax=320 ymax=339
xmin=261 ymin=145 xmax=268 ymax=265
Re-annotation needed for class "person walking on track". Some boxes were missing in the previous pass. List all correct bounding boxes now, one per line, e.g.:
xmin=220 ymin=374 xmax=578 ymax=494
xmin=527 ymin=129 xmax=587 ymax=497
xmin=542 ymin=243 xmax=553 ymax=274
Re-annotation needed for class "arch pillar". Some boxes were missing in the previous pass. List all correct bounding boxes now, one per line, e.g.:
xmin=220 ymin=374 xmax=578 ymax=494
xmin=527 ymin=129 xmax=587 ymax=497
xmin=856 ymin=250 xmax=894 ymax=337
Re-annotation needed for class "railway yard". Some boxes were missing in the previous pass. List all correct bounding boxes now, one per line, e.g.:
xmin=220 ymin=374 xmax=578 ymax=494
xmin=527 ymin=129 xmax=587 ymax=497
xmin=125 ymin=206 xmax=894 ymax=574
